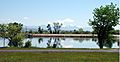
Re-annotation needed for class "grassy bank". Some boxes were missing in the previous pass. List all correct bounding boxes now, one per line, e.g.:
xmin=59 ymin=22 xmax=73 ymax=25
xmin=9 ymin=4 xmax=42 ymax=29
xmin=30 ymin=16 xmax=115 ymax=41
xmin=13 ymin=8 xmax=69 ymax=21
xmin=0 ymin=47 xmax=119 ymax=50
xmin=0 ymin=52 xmax=118 ymax=62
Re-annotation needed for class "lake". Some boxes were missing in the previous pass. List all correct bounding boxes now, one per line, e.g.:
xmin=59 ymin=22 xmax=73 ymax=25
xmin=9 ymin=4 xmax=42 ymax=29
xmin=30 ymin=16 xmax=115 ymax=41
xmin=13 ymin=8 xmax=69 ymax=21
xmin=0 ymin=37 xmax=119 ymax=48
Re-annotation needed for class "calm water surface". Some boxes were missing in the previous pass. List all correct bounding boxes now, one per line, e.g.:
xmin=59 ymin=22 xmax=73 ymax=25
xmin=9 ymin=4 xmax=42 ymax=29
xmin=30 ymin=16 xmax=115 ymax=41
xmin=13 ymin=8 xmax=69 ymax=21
xmin=0 ymin=37 xmax=119 ymax=48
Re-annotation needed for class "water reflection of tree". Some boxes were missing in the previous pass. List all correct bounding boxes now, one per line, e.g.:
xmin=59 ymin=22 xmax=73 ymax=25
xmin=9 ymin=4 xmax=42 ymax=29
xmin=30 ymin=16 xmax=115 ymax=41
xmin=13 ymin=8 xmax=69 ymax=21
xmin=47 ymin=37 xmax=62 ymax=48
xmin=92 ymin=38 xmax=97 ymax=42
xmin=47 ymin=38 xmax=52 ymax=48
xmin=38 ymin=38 xmax=43 ymax=44
xmin=85 ymin=38 xmax=91 ymax=41
xmin=27 ymin=35 xmax=33 ymax=41
xmin=118 ymin=41 xmax=119 ymax=47
xmin=115 ymin=38 xmax=119 ymax=47
xmin=73 ymin=38 xmax=90 ymax=43
xmin=94 ymin=37 xmax=118 ymax=48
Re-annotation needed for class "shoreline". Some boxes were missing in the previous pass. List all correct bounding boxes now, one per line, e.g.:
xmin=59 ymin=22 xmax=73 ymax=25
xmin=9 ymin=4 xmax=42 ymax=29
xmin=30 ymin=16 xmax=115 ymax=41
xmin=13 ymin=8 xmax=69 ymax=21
xmin=30 ymin=34 xmax=120 ymax=38
xmin=31 ymin=34 xmax=97 ymax=37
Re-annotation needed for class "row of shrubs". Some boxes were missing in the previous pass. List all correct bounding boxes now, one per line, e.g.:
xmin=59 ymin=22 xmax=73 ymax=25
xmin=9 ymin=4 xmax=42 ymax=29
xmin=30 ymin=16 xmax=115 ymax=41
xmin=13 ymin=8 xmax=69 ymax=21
xmin=16 ymin=40 xmax=32 ymax=48
xmin=24 ymin=40 xmax=32 ymax=48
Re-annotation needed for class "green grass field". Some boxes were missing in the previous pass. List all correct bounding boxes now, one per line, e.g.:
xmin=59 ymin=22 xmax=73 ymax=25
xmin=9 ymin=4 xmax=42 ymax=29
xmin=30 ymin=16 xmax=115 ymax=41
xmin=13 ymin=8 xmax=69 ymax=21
xmin=0 ymin=47 xmax=118 ymax=50
xmin=0 ymin=52 xmax=118 ymax=62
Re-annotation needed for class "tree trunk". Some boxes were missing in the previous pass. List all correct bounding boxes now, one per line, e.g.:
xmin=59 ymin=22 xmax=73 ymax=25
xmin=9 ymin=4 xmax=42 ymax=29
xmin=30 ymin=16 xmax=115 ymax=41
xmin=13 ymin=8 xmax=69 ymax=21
xmin=3 ymin=38 xmax=5 ymax=47
xmin=8 ymin=38 xmax=13 ymax=47
xmin=98 ymin=33 xmax=103 ymax=49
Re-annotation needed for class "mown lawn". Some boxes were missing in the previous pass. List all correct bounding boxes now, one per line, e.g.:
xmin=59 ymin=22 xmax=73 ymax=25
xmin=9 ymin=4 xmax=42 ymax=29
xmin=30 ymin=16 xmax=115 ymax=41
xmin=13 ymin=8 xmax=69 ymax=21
xmin=0 ymin=52 xmax=118 ymax=62
xmin=0 ymin=47 xmax=118 ymax=50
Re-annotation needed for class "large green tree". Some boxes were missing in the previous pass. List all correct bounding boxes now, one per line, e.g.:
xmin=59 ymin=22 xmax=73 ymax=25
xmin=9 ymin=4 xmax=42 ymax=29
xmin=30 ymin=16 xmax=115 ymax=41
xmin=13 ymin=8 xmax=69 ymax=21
xmin=0 ymin=22 xmax=24 ymax=47
xmin=7 ymin=22 xmax=23 ymax=47
xmin=89 ymin=3 xmax=119 ymax=49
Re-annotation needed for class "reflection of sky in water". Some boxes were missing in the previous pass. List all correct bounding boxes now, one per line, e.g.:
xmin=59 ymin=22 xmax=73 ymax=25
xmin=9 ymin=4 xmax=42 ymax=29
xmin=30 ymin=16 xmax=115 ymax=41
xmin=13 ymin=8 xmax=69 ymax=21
xmin=0 ymin=38 xmax=9 ymax=47
xmin=0 ymin=37 xmax=119 ymax=48
xmin=60 ymin=38 xmax=100 ymax=48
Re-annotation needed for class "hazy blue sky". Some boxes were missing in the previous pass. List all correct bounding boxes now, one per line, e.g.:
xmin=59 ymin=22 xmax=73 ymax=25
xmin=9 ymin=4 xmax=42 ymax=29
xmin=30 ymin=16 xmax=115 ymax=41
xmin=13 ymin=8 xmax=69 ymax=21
xmin=0 ymin=0 xmax=119 ymax=29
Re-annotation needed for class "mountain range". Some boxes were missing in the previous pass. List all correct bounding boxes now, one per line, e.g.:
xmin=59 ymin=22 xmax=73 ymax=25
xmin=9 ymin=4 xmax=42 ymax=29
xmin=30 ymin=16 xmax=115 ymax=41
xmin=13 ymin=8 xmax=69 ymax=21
xmin=22 ymin=25 xmax=93 ymax=32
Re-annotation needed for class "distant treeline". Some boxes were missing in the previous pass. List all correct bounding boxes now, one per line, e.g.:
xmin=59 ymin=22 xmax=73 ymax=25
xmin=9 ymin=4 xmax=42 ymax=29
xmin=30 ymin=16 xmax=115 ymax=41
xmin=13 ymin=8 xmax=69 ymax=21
xmin=25 ymin=29 xmax=119 ymax=34
xmin=23 ymin=23 xmax=119 ymax=34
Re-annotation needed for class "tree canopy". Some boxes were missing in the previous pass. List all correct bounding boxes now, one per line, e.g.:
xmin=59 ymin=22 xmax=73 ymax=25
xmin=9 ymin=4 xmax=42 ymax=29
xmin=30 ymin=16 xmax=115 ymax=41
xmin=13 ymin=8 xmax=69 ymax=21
xmin=53 ymin=22 xmax=62 ymax=34
xmin=89 ymin=3 xmax=119 ymax=49
xmin=0 ymin=22 xmax=24 ymax=47
xmin=47 ymin=24 xmax=52 ymax=34
xmin=38 ymin=26 xmax=43 ymax=34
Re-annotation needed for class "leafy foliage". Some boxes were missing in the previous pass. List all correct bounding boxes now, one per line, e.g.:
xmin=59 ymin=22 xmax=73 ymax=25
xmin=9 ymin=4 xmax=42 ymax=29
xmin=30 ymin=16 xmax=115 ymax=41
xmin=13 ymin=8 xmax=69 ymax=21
xmin=0 ymin=22 xmax=24 ymax=47
xmin=0 ymin=24 xmax=7 ymax=38
xmin=53 ymin=22 xmax=62 ymax=34
xmin=89 ymin=3 xmax=119 ymax=49
xmin=24 ymin=40 xmax=32 ymax=48
xmin=47 ymin=24 xmax=52 ymax=34
xmin=11 ymin=33 xmax=24 ymax=47
xmin=38 ymin=26 xmax=43 ymax=34
xmin=0 ymin=24 xmax=7 ymax=47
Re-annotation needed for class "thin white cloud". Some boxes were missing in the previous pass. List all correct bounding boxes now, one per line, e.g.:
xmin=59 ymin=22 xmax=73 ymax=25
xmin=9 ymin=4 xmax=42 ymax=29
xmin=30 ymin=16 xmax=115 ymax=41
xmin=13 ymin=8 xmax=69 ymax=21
xmin=47 ymin=18 xmax=76 ymax=27
xmin=76 ymin=26 xmax=83 ymax=28
xmin=0 ymin=19 xmax=11 ymax=24
xmin=54 ymin=18 xmax=74 ymax=24
xmin=47 ymin=21 xmax=52 ymax=24
xmin=23 ymin=17 xmax=29 ymax=20
xmin=0 ymin=18 xmax=24 ymax=24
xmin=63 ymin=18 xmax=74 ymax=23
